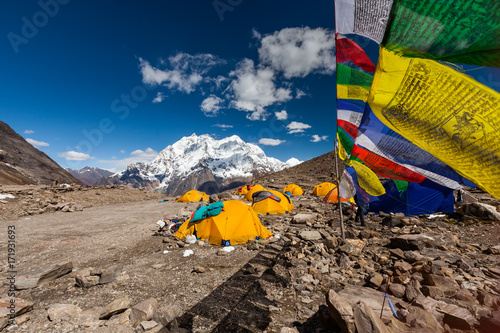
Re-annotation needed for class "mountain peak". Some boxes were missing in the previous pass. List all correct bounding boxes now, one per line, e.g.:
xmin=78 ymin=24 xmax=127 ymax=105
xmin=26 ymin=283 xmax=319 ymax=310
xmin=107 ymin=134 xmax=294 ymax=195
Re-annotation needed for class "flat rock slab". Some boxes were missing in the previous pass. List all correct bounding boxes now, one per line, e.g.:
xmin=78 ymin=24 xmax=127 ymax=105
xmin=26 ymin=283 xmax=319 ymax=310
xmin=0 ymin=298 xmax=34 ymax=319
xmin=298 ymin=230 xmax=322 ymax=241
xmin=337 ymin=285 xmax=408 ymax=323
xmin=389 ymin=233 xmax=456 ymax=251
xmin=15 ymin=262 xmax=73 ymax=290
xmin=98 ymin=264 xmax=123 ymax=285
xmin=99 ymin=297 xmax=131 ymax=320
xmin=47 ymin=304 xmax=82 ymax=322
xmin=326 ymin=289 xmax=355 ymax=333
xmin=129 ymin=298 xmax=158 ymax=327
xmin=292 ymin=213 xmax=317 ymax=224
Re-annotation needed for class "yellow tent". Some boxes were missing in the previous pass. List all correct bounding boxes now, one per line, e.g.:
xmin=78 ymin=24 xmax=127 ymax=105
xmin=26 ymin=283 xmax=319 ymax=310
xmin=313 ymin=182 xmax=336 ymax=197
xmin=243 ymin=184 xmax=265 ymax=202
xmin=176 ymin=190 xmax=209 ymax=203
xmin=283 ymin=184 xmax=304 ymax=196
xmin=323 ymin=187 xmax=353 ymax=204
xmin=174 ymin=200 xmax=272 ymax=245
xmin=233 ymin=186 xmax=249 ymax=195
xmin=252 ymin=190 xmax=294 ymax=215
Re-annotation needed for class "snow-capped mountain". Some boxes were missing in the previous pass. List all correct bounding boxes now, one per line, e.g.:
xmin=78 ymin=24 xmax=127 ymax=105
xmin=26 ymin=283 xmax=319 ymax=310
xmin=99 ymin=134 xmax=300 ymax=195
xmin=66 ymin=167 xmax=113 ymax=185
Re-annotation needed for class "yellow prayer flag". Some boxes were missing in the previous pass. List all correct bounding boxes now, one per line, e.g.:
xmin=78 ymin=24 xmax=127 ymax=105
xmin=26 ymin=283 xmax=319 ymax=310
xmin=337 ymin=84 xmax=369 ymax=102
xmin=368 ymin=48 xmax=500 ymax=198
xmin=346 ymin=160 xmax=386 ymax=196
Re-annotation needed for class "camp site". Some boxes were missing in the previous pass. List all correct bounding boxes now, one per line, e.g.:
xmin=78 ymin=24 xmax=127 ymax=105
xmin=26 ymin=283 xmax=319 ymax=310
xmin=1 ymin=0 xmax=499 ymax=332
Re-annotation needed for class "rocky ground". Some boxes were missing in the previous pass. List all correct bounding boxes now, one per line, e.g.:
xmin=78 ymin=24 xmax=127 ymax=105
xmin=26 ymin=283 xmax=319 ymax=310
xmin=0 ymin=176 xmax=499 ymax=332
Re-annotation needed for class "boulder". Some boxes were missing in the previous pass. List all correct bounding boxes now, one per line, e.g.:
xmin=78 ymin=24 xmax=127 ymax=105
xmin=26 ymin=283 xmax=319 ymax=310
xmin=47 ymin=304 xmax=82 ymax=322
xmin=326 ymin=290 xmax=355 ymax=333
xmin=353 ymin=301 xmax=388 ymax=333
xmin=458 ymin=202 xmax=500 ymax=220
xmin=99 ymin=297 xmax=131 ymax=320
xmin=298 ymin=230 xmax=322 ymax=241
xmin=15 ymin=262 xmax=73 ymax=290
xmin=0 ymin=298 xmax=33 ymax=319
xmin=129 ymin=298 xmax=159 ymax=327
xmin=388 ymin=233 xmax=457 ymax=251
xmin=340 ymin=239 xmax=365 ymax=256
xmin=292 ymin=213 xmax=317 ymax=224
xmin=423 ymin=274 xmax=459 ymax=297
xmin=98 ymin=264 xmax=123 ymax=285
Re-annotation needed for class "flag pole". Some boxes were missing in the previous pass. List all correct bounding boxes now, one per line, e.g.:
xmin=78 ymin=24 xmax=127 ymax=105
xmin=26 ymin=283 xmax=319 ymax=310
xmin=334 ymin=29 xmax=346 ymax=241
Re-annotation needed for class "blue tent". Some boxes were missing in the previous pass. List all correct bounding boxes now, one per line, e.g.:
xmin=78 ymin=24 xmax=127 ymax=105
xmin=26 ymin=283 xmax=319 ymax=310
xmin=367 ymin=179 xmax=455 ymax=216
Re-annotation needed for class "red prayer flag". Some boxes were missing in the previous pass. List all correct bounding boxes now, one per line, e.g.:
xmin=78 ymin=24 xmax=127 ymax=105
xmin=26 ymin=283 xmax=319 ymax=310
xmin=336 ymin=37 xmax=376 ymax=72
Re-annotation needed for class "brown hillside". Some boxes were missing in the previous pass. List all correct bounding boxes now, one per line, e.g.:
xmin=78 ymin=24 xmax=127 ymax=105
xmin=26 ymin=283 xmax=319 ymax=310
xmin=0 ymin=121 xmax=82 ymax=185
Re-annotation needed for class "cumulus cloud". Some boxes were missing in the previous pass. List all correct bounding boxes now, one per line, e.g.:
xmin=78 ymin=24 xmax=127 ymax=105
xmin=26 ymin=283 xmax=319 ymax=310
xmin=120 ymin=149 xmax=125 ymax=154
xmin=258 ymin=138 xmax=286 ymax=146
xmin=24 ymin=129 xmax=34 ymax=134
xmin=285 ymin=157 xmax=302 ymax=167
xmin=26 ymin=138 xmax=49 ymax=148
xmin=213 ymin=124 xmax=233 ymax=129
xmin=152 ymin=92 xmax=166 ymax=103
xmin=229 ymin=59 xmax=292 ymax=121
xmin=257 ymin=27 xmax=336 ymax=78
xmin=99 ymin=148 xmax=158 ymax=171
xmin=286 ymin=121 xmax=311 ymax=134
xmin=139 ymin=53 xmax=225 ymax=94
xmin=311 ymin=135 xmax=329 ymax=142
xmin=275 ymin=110 xmax=288 ymax=120
xmin=58 ymin=151 xmax=91 ymax=161
xmin=201 ymin=95 xmax=223 ymax=117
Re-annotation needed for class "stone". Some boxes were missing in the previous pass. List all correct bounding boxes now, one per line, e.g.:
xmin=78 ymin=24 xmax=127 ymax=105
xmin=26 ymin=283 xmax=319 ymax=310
xmin=388 ymin=284 xmax=405 ymax=299
xmin=326 ymin=290 xmax=355 ymax=333
xmin=479 ymin=312 xmax=500 ymax=333
xmin=0 ymin=298 xmax=34 ymax=320
xmin=487 ymin=245 xmax=500 ymax=254
xmin=129 ymin=298 xmax=159 ymax=327
xmin=153 ymin=304 xmax=183 ymax=327
xmin=458 ymin=202 xmax=500 ymax=220
xmin=414 ymin=296 xmax=477 ymax=330
xmin=421 ymin=286 xmax=445 ymax=298
xmin=369 ymin=273 xmax=384 ymax=288
xmin=72 ymin=307 xmax=104 ymax=328
xmin=405 ymin=306 xmax=443 ymax=331
xmin=75 ymin=274 xmax=99 ymax=288
xmin=389 ymin=233 xmax=456 ymax=251
xmin=293 ymin=213 xmax=317 ymax=224
xmin=140 ymin=320 xmax=159 ymax=330
xmin=339 ymin=239 xmax=365 ymax=256
xmin=455 ymin=288 xmax=478 ymax=304
xmin=106 ymin=308 xmax=131 ymax=326
xmin=98 ymin=264 xmax=123 ymax=285
xmin=99 ymin=297 xmax=131 ymax=320
xmin=324 ymin=236 xmax=338 ymax=250
xmin=423 ymin=274 xmax=459 ymax=297
xmin=337 ymin=285 xmax=408 ymax=323
xmin=353 ymin=301 xmax=388 ymax=333
xmin=298 ymin=230 xmax=322 ymax=241
xmin=14 ymin=313 xmax=30 ymax=326
xmin=280 ymin=327 xmax=300 ymax=333
xmin=47 ymin=304 xmax=82 ymax=322
xmin=405 ymin=279 xmax=422 ymax=302
xmin=192 ymin=266 xmax=206 ymax=273
xmin=15 ymin=262 xmax=73 ymax=290
xmin=382 ymin=213 xmax=405 ymax=228
xmin=393 ymin=260 xmax=412 ymax=273
xmin=477 ymin=290 xmax=497 ymax=308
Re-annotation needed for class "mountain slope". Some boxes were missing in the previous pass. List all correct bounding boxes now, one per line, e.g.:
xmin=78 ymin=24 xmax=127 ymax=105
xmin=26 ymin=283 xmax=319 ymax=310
xmin=66 ymin=167 xmax=113 ymax=185
xmin=99 ymin=134 xmax=298 ymax=195
xmin=0 ymin=121 xmax=82 ymax=185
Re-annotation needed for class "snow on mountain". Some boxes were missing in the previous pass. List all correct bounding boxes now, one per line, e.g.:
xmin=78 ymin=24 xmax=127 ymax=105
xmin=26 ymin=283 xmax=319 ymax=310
xmin=109 ymin=134 xmax=296 ymax=194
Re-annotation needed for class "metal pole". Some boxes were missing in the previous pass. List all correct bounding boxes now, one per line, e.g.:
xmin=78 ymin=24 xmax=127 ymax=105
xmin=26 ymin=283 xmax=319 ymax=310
xmin=334 ymin=143 xmax=345 ymax=241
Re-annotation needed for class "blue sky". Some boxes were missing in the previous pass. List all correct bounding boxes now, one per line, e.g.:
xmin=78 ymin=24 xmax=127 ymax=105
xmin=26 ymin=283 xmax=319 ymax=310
xmin=1 ymin=0 xmax=339 ymax=172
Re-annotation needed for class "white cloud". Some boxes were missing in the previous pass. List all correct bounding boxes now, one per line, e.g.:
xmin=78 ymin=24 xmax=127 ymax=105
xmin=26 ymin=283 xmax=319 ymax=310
xmin=24 ymin=129 xmax=34 ymax=134
xmin=26 ymin=138 xmax=49 ymax=148
xmin=152 ymin=92 xmax=166 ymax=103
xmin=286 ymin=121 xmax=311 ymax=134
xmin=258 ymin=27 xmax=336 ymax=78
xmin=285 ymin=157 xmax=302 ymax=167
xmin=275 ymin=110 xmax=288 ymax=120
xmin=58 ymin=151 xmax=91 ymax=161
xmin=99 ymin=148 xmax=158 ymax=171
xmin=229 ymin=59 xmax=292 ymax=121
xmin=120 ymin=149 xmax=125 ymax=154
xmin=296 ymin=88 xmax=307 ymax=99
xmin=201 ymin=95 xmax=223 ymax=117
xmin=213 ymin=124 xmax=233 ymax=129
xmin=311 ymin=135 xmax=329 ymax=142
xmin=259 ymin=138 xmax=286 ymax=146
xmin=139 ymin=53 xmax=225 ymax=94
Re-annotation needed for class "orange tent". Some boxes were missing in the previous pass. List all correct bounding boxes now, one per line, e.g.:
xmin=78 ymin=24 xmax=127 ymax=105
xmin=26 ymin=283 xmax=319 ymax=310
xmin=323 ymin=187 xmax=352 ymax=204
